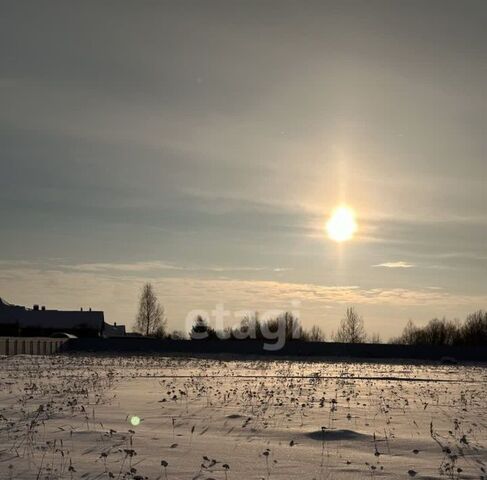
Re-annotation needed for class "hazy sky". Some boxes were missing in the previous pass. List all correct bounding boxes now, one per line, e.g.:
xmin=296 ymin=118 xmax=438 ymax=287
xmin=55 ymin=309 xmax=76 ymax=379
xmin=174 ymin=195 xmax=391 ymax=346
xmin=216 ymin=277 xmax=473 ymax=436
xmin=1 ymin=1 xmax=486 ymax=337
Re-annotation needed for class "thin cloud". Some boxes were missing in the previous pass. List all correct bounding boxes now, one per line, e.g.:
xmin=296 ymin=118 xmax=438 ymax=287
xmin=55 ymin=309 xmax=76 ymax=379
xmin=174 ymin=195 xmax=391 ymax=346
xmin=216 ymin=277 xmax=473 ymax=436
xmin=60 ymin=261 xmax=287 ymax=274
xmin=373 ymin=261 xmax=415 ymax=269
xmin=62 ymin=261 xmax=183 ymax=272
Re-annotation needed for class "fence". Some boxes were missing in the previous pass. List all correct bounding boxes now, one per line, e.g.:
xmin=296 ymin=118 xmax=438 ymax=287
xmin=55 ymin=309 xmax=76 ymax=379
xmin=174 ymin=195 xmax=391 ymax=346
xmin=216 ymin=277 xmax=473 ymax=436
xmin=0 ymin=337 xmax=67 ymax=356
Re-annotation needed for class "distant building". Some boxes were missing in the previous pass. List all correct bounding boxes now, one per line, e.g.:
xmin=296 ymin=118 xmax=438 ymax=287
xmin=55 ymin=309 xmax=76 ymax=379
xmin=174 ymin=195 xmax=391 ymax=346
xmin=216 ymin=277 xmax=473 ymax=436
xmin=0 ymin=298 xmax=125 ymax=338
xmin=103 ymin=322 xmax=126 ymax=337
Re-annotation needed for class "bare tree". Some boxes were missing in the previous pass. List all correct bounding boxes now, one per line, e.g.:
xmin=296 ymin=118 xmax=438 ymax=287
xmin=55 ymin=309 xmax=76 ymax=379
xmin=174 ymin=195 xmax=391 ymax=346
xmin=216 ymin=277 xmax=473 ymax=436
xmin=333 ymin=307 xmax=367 ymax=343
xmin=233 ymin=312 xmax=262 ymax=340
xmin=264 ymin=312 xmax=303 ymax=341
xmin=461 ymin=311 xmax=487 ymax=345
xmin=393 ymin=319 xmax=417 ymax=344
xmin=168 ymin=330 xmax=187 ymax=340
xmin=135 ymin=283 xmax=166 ymax=336
xmin=304 ymin=325 xmax=326 ymax=342
xmin=369 ymin=332 xmax=382 ymax=344
xmin=392 ymin=318 xmax=462 ymax=346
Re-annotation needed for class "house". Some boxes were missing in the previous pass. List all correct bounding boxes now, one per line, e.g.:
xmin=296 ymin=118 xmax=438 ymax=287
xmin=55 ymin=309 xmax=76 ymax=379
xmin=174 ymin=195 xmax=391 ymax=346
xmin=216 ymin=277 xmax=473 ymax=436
xmin=0 ymin=297 xmax=124 ymax=338
xmin=103 ymin=322 xmax=126 ymax=337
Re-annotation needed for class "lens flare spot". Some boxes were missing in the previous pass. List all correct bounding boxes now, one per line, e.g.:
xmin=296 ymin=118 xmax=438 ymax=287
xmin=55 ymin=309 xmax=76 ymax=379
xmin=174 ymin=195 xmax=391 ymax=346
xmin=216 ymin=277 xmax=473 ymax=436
xmin=130 ymin=415 xmax=141 ymax=427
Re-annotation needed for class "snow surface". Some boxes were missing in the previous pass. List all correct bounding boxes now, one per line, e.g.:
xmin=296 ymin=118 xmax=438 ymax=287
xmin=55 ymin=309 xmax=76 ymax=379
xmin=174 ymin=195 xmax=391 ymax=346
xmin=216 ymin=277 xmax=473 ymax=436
xmin=0 ymin=355 xmax=486 ymax=479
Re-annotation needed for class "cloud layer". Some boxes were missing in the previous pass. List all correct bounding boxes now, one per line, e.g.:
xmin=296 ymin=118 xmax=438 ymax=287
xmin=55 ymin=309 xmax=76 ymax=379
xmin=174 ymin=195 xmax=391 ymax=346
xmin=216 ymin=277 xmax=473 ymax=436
xmin=1 ymin=261 xmax=485 ymax=337
xmin=1 ymin=1 xmax=486 ymax=335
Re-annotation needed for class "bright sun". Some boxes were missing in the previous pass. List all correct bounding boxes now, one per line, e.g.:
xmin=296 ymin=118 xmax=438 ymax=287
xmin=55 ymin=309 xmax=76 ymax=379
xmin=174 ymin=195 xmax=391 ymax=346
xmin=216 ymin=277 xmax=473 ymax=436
xmin=326 ymin=206 xmax=357 ymax=242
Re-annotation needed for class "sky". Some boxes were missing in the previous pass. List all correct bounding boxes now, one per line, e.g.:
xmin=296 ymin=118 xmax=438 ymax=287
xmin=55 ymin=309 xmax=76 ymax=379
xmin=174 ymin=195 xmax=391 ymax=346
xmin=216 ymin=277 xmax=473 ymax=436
xmin=1 ymin=0 xmax=486 ymax=338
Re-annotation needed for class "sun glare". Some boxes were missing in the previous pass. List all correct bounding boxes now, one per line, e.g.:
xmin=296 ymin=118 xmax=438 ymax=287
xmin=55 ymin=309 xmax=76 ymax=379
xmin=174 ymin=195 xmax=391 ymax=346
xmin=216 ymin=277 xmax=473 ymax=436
xmin=326 ymin=206 xmax=357 ymax=242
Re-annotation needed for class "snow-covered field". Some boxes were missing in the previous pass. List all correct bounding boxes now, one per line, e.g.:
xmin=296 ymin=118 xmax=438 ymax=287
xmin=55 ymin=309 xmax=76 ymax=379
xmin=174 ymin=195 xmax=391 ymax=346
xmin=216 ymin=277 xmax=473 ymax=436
xmin=0 ymin=355 xmax=486 ymax=479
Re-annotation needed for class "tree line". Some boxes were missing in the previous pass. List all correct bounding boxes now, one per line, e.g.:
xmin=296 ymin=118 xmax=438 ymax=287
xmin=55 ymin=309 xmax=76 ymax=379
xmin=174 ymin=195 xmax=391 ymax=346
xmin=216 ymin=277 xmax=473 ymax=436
xmin=134 ymin=283 xmax=487 ymax=346
xmin=390 ymin=312 xmax=487 ymax=346
xmin=187 ymin=311 xmax=326 ymax=342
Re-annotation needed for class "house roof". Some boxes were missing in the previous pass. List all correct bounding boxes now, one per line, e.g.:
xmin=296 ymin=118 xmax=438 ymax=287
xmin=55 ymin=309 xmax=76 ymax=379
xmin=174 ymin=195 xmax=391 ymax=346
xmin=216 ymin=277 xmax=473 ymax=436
xmin=0 ymin=297 xmax=25 ymax=310
xmin=0 ymin=298 xmax=104 ymax=330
